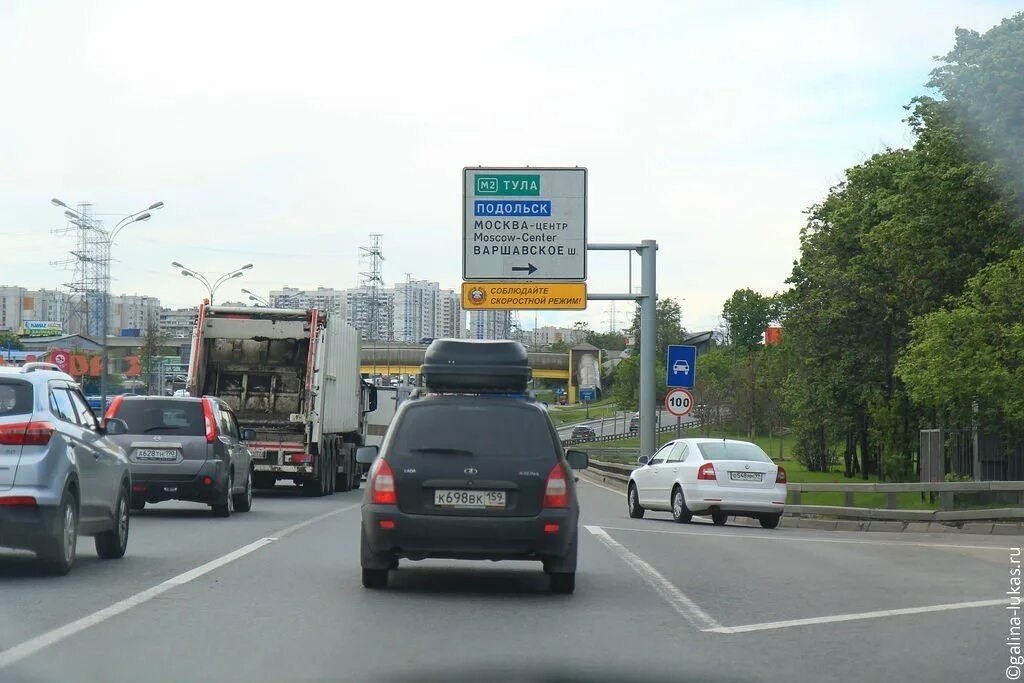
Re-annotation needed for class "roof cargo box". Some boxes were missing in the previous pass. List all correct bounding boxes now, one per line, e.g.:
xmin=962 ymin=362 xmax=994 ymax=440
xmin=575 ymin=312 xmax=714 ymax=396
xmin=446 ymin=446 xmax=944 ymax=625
xmin=420 ymin=339 xmax=532 ymax=393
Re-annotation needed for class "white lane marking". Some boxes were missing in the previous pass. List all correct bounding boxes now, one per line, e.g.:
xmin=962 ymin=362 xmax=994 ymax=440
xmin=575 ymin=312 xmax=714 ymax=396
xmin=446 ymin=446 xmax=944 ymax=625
xmin=597 ymin=524 xmax=1011 ymax=553
xmin=579 ymin=475 xmax=626 ymax=497
xmin=0 ymin=501 xmax=361 ymax=670
xmin=584 ymin=525 xmax=722 ymax=631
xmin=707 ymin=598 xmax=1004 ymax=634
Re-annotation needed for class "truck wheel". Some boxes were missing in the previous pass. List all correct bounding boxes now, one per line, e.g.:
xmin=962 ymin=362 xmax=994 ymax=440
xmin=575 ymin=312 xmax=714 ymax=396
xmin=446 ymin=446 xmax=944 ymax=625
xmin=336 ymin=451 xmax=352 ymax=492
xmin=303 ymin=457 xmax=324 ymax=497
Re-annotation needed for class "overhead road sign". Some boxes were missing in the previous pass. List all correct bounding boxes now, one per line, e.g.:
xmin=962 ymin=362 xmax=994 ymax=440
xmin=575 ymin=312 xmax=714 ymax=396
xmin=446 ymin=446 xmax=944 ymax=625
xmin=666 ymin=344 xmax=696 ymax=389
xmin=665 ymin=388 xmax=694 ymax=417
xmin=463 ymin=167 xmax=587 ymax=281
xmin=462 ymin=282 xmax=587 ymax=310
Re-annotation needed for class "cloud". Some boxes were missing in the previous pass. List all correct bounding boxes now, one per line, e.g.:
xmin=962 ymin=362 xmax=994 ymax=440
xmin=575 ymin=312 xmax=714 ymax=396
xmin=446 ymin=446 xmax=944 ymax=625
xmin=1 ymin=0 xmax=1017 ymax=332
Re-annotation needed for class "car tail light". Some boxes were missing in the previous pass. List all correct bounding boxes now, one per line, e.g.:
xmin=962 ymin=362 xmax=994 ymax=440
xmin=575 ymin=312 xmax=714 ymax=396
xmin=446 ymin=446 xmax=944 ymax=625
xmin=202 ymin=398 xmax=218 ymax=443
xmin=290 ymin=453 xmax=311 ymax=464
xmin=369 ymin=458 xmax=397 ymax=505
xmin=0 ymin=421 xmax=55 ymax=447
xmin=104 ymin=395 xmax=124 ymax=420
xmin=697 ymin=462 xmax=716 ymax=481
xmin=776 ymin=466 xmax=787 ymax=484
xmin=543 ymin=463 xmax=570 ymax=508
xmin=0 ymin=496 xmax=37 ymax=506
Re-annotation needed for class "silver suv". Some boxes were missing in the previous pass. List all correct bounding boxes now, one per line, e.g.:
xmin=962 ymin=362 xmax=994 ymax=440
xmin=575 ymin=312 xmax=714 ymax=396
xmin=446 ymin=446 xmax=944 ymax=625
xmin=0 ymin=363 xmax=132 ymax=575
xmin=104 ymin=395 xmax=254 ymax=517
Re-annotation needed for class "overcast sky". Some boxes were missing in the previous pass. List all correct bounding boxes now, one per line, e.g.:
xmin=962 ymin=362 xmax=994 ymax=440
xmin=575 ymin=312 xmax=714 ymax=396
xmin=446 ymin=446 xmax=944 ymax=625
xmin=1 ymin=0 xmax=1017 ymax=333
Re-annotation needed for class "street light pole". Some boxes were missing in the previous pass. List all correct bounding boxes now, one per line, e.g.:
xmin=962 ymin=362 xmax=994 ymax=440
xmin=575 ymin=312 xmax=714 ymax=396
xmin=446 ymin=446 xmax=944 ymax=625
xmin=172 ymin=263 xmax=254 ymax=304
xmin=52 ymin=198 xmax=163 ymax=409
xmin=241 ymin=288 xmax=270 ymax=307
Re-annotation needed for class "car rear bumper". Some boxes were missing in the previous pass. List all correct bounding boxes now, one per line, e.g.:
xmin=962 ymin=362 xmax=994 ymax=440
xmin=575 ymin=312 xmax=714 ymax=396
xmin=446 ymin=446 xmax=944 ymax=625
xmin=0 ymin=502 xmax=60 ymax=551
xmin=683 ymin=482 xmax=787 ymax=515
xmin=362 ymin=504 xmax=577 ymax=563
xmin=253 ymin=463 xmax=312 ymax=475
xmin=130 ymin=460 xmax=228 ymax=504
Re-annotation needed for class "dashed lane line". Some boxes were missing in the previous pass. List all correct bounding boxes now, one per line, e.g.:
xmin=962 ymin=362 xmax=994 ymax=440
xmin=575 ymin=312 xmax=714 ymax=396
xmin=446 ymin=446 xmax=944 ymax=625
xmin=0 ymin=502 xmax=361 ymax=670
xmin=583 ymin=524 xmax=723 ymax=631
xmin=596 ymin=523 xmax=1011 ymax=552
xmin=706 ymin=599 xmax=1004 ymax=634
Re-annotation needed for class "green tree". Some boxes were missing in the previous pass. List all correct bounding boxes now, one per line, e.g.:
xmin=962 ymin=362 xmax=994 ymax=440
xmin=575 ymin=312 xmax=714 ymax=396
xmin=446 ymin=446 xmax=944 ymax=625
xmin=0 ymin=332 xmax=24 ymax=352
xmin=627 ymin=297 xmax=685 ymax=361
xmin=897 ymin=248 xmax=1024 ymax=435
xmin=693 ymin=346 xmax=736 ymax=436
xmin=584 ymin=330 xmax=627 ymax=351
xmin=721 ymin=289 xmax=778 ymax=350
xmin=139 ymin=320 xmax=169 ymax=395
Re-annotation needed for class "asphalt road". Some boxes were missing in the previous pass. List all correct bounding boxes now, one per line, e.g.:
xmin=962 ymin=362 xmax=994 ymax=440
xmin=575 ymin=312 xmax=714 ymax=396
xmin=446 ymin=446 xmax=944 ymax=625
xmin=0 ymin=479 xmax=1015 ymax=683
xmin=556 ymin=410 xmax=698 ymax=440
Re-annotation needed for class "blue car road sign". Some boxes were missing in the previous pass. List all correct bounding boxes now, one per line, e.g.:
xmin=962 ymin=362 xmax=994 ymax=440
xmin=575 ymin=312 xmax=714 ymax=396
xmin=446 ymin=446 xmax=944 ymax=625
xmin=666 ymin=345 xmax=696 ymax=388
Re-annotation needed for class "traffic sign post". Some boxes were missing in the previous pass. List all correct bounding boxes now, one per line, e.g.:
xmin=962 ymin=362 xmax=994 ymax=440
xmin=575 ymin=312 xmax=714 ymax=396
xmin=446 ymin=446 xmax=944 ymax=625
xmin=463 ymin=168 xmax=587 ymax=282
xmin=666 ymin=344 xmax=696 ymax=389
xmin=665 ymin=387 xmax=694 ymax=418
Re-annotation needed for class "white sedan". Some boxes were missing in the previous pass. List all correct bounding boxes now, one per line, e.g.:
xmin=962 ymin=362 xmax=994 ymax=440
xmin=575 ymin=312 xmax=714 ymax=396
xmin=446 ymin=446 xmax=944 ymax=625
xmin=627 ymin=438 xmax=787 ymax=529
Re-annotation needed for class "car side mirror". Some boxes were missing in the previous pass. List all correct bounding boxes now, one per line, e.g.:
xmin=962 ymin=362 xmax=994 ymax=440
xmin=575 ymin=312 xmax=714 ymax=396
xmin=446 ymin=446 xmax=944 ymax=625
xmin=356 ymin=445 xmax=379 ymax=464
xmin=241 ymin=428 xmax=257 ymax=442
xmin=565 ymin=449 xmax=589 ymax=470
xmin=637 ymin=455 xmax=650 ymax=465
xmin=103 ymin=418 xmax=128 ymax=436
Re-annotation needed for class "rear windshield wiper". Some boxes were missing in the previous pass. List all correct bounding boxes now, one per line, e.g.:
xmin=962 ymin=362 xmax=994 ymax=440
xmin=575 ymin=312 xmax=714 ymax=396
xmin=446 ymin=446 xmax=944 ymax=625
xmin=142 ymin=425 xmax=186 ymax=433
xmin=407 ymin=447 xmax=474 ymax=456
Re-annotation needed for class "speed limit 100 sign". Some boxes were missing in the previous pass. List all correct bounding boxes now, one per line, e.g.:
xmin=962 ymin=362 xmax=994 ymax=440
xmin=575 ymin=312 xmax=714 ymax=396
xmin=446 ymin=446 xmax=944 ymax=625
xmin=665 ymin=388 xmax=694 ymax=417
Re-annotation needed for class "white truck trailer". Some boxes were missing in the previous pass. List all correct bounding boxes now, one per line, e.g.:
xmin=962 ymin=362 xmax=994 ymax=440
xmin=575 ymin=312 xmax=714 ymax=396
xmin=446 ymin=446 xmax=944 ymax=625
xmin=186 ymin=305 xmax=377 ymax=496
xmin=363 ymin=384 xmax=412 ymax=448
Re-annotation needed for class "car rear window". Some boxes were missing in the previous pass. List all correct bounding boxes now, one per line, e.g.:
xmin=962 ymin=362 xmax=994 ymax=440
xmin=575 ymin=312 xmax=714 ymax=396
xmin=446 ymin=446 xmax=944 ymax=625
xmin=113 ymin=400 xmax=206 ymax=436
xmin=0 ymin=380 xmax=32 ymax=417
xmin=697 ymin=442 xmax=773 ymax=463
xmin=388 ymin=401 xmax=558 ymax=460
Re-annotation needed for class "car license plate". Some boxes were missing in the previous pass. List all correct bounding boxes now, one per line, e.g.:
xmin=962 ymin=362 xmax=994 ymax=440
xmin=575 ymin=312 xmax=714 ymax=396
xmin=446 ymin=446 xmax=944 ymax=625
xmin=730 ymin=471 xmax=763 ymax=482
xmin=434 ymin=489 xmax=506 ymax=509
xmin=135 ymin=448 xmax=178 ymax=462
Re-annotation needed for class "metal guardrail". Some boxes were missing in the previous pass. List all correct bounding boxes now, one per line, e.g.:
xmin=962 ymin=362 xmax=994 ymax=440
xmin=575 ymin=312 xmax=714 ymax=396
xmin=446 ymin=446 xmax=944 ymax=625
xmin=579 ymin=459 xmax=1024 ymax=523
xmin=561 ymin=420 xmax=700 ymax=447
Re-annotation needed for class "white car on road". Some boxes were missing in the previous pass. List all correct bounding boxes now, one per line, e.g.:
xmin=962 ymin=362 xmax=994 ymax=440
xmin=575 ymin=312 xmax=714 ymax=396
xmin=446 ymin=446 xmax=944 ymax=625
xmin=627 ymin=438 xmax=787 ymax=529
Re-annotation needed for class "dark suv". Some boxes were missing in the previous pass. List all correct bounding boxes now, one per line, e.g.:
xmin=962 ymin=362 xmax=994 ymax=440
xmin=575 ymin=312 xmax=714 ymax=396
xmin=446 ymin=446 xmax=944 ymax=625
xmin=571 ymin=425 xmax=596 ymax=441
xmin=357 ymin=339 xmax=588 ymax=593
xmin=104 ymin=396 xmax=254 ymax=517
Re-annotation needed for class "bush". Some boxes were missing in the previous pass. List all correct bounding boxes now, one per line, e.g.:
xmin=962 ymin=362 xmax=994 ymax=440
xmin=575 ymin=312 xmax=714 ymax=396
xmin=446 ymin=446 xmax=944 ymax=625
xmin=793 ymin=426 xmax=837 ymax=472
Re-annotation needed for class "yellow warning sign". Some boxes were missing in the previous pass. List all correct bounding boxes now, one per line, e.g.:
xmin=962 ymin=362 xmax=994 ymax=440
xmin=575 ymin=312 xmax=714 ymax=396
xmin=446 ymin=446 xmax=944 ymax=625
xmin=462 ymin=282 xmax=587 ymax=310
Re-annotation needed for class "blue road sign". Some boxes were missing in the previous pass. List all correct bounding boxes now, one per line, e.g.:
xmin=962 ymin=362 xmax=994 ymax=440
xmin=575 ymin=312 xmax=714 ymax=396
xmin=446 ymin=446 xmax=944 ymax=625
xmin=579 ymin=387 xmax=597 ymax=402
xmin=666 ymin=345 xmax=696 ymax=388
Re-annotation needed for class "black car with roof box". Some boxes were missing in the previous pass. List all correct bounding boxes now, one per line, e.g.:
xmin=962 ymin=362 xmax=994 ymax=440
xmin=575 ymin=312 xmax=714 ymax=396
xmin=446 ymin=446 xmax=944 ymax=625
xmin=357 ymin=339 xmax=588 ymax=593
